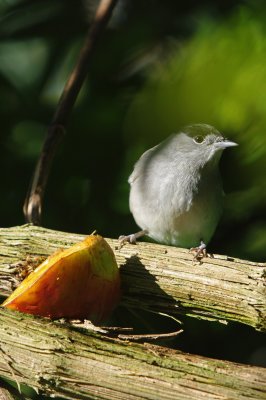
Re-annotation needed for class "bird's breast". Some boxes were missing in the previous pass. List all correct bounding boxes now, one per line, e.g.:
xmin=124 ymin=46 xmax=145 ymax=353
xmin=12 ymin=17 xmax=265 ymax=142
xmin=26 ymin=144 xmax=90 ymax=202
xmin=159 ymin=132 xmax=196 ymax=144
xmin=129 ymin=166 xmax=223 ymax=248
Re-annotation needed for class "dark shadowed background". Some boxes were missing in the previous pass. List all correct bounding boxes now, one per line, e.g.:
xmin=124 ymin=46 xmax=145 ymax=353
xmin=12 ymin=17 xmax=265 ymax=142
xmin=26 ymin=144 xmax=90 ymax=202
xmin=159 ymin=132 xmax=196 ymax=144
xmin=0 ymin=0 xmax=265 ymax=379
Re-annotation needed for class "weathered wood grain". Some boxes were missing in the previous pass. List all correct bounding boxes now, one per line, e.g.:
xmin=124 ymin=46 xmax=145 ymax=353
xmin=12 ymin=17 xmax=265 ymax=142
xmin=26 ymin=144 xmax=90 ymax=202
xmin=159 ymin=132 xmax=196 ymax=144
xmin=0 ymin=308 xmax=265 ymax=400
xmin=0 ymin=224 xmax=265 ymax=331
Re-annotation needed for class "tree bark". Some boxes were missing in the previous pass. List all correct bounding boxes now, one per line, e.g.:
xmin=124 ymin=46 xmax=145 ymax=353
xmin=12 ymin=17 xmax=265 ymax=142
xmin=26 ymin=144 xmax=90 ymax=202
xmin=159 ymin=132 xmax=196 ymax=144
xmin=0 ymin=225 xmax=265 ymax=399
xmin=0 ymin=307 xmax=265 ymax=400
xmin=0 ymin=224 xmax=265 ymax=332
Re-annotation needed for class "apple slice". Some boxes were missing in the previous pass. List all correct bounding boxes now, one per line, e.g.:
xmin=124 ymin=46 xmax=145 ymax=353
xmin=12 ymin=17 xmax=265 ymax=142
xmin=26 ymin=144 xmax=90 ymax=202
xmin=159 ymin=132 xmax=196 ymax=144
xmin=2 ymin=235 xmax=120 ymax=323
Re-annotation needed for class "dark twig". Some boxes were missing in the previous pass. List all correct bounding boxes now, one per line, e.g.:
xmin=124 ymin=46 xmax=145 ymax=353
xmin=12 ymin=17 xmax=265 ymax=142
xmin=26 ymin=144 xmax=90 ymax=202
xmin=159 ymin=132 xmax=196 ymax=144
xmin=23 ymin=0 xmax=119 ymax=225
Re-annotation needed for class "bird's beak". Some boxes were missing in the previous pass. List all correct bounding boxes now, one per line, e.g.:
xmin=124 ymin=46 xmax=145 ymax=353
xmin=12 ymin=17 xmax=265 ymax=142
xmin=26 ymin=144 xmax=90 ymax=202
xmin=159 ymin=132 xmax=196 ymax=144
xmin=214 ymin=140 xmax=238 ymax=149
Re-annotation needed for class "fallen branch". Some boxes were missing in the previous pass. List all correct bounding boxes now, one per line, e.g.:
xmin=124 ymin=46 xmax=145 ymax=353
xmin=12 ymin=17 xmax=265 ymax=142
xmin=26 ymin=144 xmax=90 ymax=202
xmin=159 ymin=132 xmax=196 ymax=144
xmin=0 ymin=224 xmax=265 ymax=331
xmin=0 ymin=308 xmax=265 ymax=400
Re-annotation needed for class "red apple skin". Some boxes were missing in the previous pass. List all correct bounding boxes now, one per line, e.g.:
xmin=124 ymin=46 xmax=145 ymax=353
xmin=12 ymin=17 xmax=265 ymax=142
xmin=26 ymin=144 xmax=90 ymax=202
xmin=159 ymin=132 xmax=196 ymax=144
xmin=2 ymin=235 xmax=121 ymax=323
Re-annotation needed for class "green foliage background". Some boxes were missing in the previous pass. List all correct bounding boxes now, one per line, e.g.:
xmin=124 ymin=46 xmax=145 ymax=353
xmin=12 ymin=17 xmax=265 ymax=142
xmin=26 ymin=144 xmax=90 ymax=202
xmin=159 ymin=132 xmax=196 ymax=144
xmin=0 ymin=0 xmax=265 ymax=380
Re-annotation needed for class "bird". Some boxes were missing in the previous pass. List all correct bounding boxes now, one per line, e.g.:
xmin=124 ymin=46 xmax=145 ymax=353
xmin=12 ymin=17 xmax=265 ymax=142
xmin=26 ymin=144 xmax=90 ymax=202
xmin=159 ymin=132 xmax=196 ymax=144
xmin=119 ymin=124 xmax=237 ymax=251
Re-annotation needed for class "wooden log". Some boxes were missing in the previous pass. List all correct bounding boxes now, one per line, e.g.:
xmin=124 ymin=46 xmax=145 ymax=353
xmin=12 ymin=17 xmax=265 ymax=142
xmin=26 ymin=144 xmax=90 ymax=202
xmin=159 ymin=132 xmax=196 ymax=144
xmin=0 ymin=224 xmax=265 ymax=331
xmin=0 ymin=308 xmax=265 ymax=400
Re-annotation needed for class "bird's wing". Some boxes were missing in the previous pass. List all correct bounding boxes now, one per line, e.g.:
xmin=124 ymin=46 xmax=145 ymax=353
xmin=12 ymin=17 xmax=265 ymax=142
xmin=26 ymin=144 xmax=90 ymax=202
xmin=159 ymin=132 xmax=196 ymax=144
xmin=128 ymin=145 xmax=158 ymax=185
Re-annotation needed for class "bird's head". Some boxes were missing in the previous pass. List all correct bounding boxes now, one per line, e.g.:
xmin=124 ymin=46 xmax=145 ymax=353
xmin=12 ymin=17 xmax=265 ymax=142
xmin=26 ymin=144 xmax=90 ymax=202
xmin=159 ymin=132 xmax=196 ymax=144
xmin=172 ymin=124 xmax=238 ymax=166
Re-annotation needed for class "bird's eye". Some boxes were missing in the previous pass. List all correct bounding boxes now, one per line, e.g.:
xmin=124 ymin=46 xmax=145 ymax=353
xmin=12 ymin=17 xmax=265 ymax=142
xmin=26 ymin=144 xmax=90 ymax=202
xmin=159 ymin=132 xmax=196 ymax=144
xmin=193 ymin=135 xmax=204 ymax=144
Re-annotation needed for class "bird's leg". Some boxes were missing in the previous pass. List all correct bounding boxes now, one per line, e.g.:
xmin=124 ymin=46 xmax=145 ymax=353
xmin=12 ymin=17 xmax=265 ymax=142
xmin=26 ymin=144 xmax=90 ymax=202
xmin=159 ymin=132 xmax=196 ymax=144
xmin=118 ymin=230 xmax=148 ymax=247
xmin=189 ymin=240 xmax=208 ymax=262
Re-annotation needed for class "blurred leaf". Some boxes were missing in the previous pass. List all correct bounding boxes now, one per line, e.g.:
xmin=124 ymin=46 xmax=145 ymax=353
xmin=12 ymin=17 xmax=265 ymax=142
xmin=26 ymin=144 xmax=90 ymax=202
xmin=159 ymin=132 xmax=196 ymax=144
xmin=0 ymin=39 xmax=49 ymax=90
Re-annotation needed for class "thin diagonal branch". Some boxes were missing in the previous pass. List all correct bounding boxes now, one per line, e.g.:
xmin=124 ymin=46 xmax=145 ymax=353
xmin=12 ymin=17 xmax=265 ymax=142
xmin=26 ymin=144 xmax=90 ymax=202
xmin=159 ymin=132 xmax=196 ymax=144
xmin=23 ymin=0 xmax=119 ymax=225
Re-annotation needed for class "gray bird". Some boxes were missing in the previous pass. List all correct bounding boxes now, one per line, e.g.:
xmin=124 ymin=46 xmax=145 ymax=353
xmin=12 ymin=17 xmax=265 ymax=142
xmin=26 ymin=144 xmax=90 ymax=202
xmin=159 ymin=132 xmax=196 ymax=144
xmin=120 ymin=124 xmax=237 ymax=249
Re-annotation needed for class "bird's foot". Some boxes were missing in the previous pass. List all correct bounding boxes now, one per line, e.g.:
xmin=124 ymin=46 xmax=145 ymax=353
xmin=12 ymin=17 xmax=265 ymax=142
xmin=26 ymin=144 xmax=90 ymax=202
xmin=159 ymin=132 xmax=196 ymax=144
xmin=189 ymin=240 xmax=213 ymax=263
xmin=118 ymin=230 xmax=148 ymax=248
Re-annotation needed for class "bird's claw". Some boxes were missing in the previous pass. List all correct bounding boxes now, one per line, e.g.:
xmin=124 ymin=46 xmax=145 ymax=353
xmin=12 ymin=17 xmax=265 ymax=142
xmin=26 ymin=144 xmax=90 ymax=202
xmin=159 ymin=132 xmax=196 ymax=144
xmin=189 ymin=240 xmax=213 ymax=263
xmin=118 ymin=230 xmax=148 ymax=249
xmin=119 ymin=233 xmax=138 ymax=245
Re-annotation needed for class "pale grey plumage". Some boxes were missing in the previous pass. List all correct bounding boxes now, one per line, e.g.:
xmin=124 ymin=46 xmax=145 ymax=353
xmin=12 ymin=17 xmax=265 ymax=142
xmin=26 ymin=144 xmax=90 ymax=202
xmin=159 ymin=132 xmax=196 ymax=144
xmin=128 ymin=124 xmax=237 ymax=248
